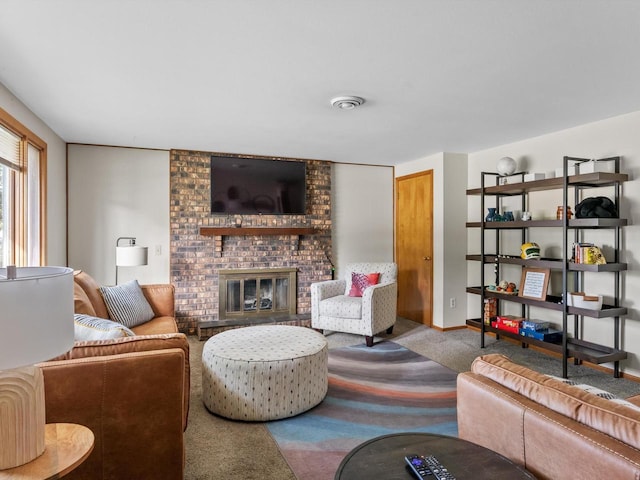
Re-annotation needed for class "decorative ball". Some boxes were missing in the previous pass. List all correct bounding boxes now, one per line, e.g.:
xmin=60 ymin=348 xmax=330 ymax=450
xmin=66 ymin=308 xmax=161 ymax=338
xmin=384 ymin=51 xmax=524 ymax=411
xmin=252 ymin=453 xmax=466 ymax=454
xmin=496 ymin=156 xmax=517 ymax=176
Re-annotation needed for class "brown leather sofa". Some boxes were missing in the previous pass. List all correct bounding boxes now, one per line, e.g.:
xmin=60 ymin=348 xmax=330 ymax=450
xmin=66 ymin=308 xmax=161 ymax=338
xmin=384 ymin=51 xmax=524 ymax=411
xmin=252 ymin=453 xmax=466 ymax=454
xmin=37 ymin=271 xmax=190 ymax=480
xmin=457 ymin=354 xmax=640 ymax=479
xmin=72 ymin=269 xmax=178 ymax=335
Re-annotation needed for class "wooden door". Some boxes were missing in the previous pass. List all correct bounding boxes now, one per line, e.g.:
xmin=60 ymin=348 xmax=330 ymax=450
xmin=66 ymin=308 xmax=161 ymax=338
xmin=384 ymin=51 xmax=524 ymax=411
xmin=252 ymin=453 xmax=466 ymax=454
xmin=395 ymin=170 xmax=433 ymax=326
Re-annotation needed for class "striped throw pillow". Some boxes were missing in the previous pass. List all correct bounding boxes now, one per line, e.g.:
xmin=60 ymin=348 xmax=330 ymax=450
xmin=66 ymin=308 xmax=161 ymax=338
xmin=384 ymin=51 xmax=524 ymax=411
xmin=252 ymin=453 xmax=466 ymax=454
xmin=74 ymin=314 xmax=135 ymax=341
xmin=546 ymin=374 xmax=640 ymax=412
xmin=99 ymin=280 xmax=155 ymax=328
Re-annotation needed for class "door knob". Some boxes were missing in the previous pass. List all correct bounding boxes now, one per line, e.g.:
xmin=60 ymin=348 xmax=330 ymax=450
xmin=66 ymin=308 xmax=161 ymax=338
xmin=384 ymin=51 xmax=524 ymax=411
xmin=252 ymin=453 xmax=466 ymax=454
xmin=423 ymin=256 xmax=431 ymax=261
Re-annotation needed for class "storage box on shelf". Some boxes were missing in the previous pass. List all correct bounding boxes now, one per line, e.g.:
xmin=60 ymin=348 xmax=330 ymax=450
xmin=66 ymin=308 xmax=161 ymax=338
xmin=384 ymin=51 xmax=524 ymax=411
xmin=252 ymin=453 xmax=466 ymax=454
xmin=466 ymin=156 xmax=628 ymax=378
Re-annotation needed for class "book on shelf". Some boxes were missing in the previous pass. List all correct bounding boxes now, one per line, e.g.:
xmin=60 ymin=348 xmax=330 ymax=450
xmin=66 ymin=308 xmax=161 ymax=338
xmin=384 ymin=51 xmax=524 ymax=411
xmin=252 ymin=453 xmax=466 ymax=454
xmin=572 ymin=243 xmax=607 ymax=265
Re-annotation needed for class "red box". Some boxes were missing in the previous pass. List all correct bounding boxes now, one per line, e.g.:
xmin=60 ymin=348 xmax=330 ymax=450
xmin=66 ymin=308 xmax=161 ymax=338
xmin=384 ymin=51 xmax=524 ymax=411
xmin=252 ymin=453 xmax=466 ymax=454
xmin=496 ymin=324 xmax=520 ymax=334
xmin=490 ymin=320 xmax=519 ymax=334
xmin=496 ymin=315 xmax=524 ymax=329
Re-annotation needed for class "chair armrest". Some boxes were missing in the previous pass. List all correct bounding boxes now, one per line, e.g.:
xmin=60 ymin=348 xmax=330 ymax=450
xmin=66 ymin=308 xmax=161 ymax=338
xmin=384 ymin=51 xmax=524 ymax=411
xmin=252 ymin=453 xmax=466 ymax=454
xmin=311 ymin=279 xmax=346 ymax=324
xmin=45 ymin=333 xmax=190 ymax=431
xmin=40 ymin=348 xmax=186 ymax=480
xmin=362 ymin=282 xmax=398 ymax=330
xmin=311 ymin=279 xmax=346 ymax=301
xmin=141 ymin=284 xmax=175 ymax=317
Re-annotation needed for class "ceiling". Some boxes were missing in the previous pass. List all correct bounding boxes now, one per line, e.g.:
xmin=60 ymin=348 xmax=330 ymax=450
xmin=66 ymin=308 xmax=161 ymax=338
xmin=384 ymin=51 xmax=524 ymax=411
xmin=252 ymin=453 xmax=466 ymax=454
xmin=2 ymin=1 xmax=640 ymax=166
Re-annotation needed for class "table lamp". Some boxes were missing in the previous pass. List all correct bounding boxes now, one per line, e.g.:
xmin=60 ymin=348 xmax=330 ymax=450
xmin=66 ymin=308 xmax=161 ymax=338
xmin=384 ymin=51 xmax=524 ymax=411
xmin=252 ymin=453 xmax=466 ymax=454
xmin=0 ymin=266 xmax=74 ymax=470
xmin=115 ymin=237 xmax=148 ymax=285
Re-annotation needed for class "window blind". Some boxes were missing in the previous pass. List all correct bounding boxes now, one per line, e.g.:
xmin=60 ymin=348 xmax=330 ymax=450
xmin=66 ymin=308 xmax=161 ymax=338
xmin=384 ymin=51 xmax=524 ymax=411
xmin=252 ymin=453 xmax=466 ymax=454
xmin=0 ymin=125 xmax=21 ymax=170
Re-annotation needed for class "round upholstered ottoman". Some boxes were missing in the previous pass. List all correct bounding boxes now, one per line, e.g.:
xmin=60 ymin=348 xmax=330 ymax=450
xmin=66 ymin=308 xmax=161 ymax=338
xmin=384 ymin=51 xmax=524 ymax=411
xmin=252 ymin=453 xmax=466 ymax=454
xmin=202 ymin=325 xmax=328 ymax=421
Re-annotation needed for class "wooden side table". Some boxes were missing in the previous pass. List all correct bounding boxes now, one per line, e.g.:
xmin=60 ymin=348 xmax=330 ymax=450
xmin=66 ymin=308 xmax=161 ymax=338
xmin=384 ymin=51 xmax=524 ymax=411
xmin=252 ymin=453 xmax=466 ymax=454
xmin=0 ymin=423 xmax=94 ymax=480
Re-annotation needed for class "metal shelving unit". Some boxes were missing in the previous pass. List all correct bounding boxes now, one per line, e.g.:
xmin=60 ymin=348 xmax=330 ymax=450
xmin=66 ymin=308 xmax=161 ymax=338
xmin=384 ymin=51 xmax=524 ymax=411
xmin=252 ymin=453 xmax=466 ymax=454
xmin=466 ymin=157 xmax=628 ymax=378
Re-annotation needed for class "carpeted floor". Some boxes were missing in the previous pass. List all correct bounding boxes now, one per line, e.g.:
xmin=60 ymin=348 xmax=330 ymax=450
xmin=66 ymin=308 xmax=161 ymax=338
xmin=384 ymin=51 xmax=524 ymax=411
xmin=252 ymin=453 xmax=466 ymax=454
xmin=184 ymin=318 xmax=640 ymax=479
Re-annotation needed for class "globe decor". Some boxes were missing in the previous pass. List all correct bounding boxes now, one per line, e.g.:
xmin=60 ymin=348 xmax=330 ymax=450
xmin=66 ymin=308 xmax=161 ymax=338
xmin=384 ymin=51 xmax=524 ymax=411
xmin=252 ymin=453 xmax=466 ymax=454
xmin=496 ymin=156 xmax=517 ymax=176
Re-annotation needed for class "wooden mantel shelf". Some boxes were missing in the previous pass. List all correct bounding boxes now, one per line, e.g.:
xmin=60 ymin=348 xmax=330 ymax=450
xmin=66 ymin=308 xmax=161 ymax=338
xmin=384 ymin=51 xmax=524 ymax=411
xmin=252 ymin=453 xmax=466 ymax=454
xmin=200 ymin=227 xmax=317 ymax=236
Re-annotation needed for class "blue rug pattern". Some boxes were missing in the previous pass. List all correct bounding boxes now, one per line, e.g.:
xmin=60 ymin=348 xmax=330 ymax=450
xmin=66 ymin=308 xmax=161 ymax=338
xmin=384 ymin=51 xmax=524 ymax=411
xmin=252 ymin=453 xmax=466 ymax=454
xmin=267 ymin=341 xmax=458 ymax=479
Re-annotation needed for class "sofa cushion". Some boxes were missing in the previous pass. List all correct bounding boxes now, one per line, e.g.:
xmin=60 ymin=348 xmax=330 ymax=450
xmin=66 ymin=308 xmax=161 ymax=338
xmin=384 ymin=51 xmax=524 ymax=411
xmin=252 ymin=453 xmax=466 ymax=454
xmin=99 ymin=280 xmax=155 ymax=328
xmin=132 ymin=316 xmax=179 ymax=335
xmin=74 ymin=313 xmax=134 ymax=341
xmin=348 ymin=272 xmax=380 ymax=297
xmin=74 ymin=270 xmax=110 ymax=319
xmin=74 ymin=281 xmax=97 ymax=317
xmin=319 ymin=295 xmax=362 ymax=319
xmin=343 ymin=262 xmax=397 ymax=296
xmin=472 ymin=354 xmax=640 ymax=450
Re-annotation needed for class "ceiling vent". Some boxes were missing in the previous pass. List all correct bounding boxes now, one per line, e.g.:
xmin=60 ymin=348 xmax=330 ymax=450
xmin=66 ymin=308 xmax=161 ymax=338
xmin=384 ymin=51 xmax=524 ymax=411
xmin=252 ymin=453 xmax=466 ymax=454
xmin=330 ymin=96 xmax=365 ymax=110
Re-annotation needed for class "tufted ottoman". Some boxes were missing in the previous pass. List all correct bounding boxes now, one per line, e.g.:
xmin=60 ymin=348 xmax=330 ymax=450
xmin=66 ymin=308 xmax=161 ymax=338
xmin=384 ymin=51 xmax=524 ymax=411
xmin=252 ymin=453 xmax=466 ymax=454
xmin=201 ymin=325 xmax=328 ymax=421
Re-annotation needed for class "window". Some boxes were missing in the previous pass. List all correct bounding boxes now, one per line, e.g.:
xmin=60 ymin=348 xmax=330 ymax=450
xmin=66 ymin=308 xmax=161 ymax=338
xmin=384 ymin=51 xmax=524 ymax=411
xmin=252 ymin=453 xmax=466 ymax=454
xmin=0 ymin=108 xmax=47 ymax=267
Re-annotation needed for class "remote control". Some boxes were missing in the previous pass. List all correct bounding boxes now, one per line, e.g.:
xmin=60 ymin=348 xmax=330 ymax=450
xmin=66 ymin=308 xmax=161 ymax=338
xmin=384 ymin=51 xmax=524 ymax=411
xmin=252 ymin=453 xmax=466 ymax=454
xmin=405 ymin=454 xmax=456 ymax=480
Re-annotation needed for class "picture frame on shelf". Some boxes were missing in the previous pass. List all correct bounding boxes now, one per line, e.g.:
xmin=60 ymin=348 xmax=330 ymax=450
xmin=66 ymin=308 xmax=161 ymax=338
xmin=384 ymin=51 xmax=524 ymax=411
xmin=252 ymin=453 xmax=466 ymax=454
xmin=518 ymin=267 xmax=550 ymax=301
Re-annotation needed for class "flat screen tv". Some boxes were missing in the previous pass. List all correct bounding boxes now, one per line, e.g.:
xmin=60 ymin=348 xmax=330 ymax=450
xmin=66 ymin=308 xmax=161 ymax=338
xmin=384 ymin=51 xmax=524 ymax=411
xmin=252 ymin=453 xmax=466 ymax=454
xmin=210 ymin=155 xmax=306 ymax=215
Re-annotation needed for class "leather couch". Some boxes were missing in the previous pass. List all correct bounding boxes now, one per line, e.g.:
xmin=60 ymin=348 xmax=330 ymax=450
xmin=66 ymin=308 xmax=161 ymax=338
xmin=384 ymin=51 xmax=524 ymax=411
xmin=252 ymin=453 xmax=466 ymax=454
xmin=37 ymin=270 xmax=190 ymax=480
xmin=457 ymin=354 xmax=640 ymax=479
xmin=72 ymin=269 xmax=178 ymax=335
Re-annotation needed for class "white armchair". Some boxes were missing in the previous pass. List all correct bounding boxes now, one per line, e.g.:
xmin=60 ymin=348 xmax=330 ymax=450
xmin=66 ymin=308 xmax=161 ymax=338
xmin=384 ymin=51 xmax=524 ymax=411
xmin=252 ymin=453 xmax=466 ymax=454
xmin=310 ymin=262 xmax=398 ymax=347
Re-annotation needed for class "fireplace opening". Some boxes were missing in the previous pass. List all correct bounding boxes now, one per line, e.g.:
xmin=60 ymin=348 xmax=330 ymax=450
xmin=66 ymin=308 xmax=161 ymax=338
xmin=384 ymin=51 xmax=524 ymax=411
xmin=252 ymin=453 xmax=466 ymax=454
xmin=219 ymin=268 xmax=297 ymax=320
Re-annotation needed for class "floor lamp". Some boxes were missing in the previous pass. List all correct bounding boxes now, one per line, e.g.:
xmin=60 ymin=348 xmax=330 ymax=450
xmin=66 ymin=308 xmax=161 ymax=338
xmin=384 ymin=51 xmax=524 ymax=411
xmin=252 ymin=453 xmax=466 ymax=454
xmin=0 ymin=266 xmax=74 ymax=470
xmin=115 ymin=237 xmax=148 ymax=285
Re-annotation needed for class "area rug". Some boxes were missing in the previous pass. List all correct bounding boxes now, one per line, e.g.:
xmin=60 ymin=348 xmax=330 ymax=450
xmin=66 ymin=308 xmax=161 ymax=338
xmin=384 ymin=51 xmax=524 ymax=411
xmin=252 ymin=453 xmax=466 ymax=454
xmin=266 ymin=341 xmax=458 ymax=480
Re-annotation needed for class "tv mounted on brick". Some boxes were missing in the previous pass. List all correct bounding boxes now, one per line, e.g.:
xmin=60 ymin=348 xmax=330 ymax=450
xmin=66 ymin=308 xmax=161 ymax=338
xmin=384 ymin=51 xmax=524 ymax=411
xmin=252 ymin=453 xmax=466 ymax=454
xmin=210 ymin=155 xmax=307 ymax=215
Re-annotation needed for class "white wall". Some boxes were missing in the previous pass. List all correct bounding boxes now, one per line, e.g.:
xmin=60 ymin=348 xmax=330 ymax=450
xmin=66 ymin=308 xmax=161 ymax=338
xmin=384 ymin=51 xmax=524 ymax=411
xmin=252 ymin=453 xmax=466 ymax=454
xmin=67 ymin=149 xmax=394 ymax=287
xmin=395 ymin=152 xmax=469 ymax=329
xmin=466 ymin=110 xmax=640 ymax=377
xmin=331 ymin=163 xmax=395 ymax=278
xmin=67 ymin=145 xmax=170 ymax=285
xmin=0 ymin=83 xmax=67 ymax=265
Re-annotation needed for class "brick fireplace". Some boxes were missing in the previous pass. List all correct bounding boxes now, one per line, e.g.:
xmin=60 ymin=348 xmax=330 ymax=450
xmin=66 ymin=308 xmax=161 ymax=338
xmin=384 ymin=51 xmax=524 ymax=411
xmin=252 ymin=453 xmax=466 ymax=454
xmin=169 ymin=150 xmax=333 ymax=337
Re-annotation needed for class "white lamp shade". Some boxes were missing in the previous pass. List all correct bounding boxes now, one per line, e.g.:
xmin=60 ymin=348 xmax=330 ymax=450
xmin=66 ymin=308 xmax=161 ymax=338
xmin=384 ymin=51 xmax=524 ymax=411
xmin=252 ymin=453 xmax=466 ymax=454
xmin=0 ymin=266 xmax=75 ymax=370
xmin=116 ymin=245 xmax=148 ymax=267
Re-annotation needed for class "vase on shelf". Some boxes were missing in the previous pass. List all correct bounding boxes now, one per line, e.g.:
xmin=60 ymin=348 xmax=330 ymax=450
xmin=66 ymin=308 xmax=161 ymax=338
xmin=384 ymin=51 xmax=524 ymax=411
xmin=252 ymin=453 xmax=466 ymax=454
xmin=485 ymin=208 xmax=497 ymax=222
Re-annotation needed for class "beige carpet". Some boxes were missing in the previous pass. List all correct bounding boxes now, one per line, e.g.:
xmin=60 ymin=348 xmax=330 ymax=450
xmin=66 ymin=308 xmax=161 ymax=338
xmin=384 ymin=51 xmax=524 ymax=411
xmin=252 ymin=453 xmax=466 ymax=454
xmin=184 ymin=318 xmax=640 ymax=479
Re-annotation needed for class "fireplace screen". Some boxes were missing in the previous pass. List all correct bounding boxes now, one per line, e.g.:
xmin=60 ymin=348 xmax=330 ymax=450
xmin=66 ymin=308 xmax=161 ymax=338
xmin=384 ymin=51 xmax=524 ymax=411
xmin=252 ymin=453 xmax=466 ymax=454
xmin=219 ymin=268 xmax=296 ymax=320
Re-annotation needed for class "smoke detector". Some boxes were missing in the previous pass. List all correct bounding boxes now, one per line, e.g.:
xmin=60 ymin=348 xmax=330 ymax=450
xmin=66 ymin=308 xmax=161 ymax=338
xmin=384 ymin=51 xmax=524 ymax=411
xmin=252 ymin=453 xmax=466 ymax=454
xmin=330 ymin=96 xmax=365 ymax=110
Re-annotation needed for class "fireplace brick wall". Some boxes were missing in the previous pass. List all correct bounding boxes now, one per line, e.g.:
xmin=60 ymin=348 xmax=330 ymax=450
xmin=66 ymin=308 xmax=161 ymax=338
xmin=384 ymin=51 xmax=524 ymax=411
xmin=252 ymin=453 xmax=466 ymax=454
xmin=170 ymin=150 xmax=333 ymax=334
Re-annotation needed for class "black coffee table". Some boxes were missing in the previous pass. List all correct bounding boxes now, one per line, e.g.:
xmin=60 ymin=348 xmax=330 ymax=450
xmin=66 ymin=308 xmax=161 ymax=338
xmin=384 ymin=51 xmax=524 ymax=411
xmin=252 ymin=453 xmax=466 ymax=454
xmin=335 ymin=433 xmax=536 ymax=479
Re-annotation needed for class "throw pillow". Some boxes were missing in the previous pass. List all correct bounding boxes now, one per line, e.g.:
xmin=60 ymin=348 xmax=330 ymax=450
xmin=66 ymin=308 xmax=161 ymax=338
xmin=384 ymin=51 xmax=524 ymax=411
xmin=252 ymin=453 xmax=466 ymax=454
xmin=348 ymin=272 xmax=380 ymax=297
xmin=546 ymin=374 xmax=640 ymax=412
xmin=99 ymin=280 xmax=155 ymax=328
xmin=74 ymin=314 xmax=135 ymax=341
